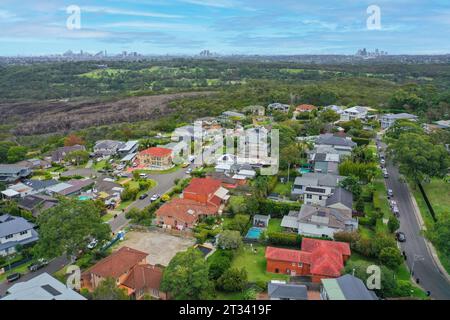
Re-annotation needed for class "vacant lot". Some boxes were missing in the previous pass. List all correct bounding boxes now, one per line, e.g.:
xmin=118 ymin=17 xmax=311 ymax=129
xmin=0 ymin=92 xmax=212 ymax=135
xmin=116 ymin=230 xmax=195 ymax=266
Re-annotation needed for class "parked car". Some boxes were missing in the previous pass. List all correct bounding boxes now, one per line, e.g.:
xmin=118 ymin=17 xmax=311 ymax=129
xmin=150 ymin=194 xmax=160 ymax=202
xmin=392 ymin=206 xmax=400 ymax=216
xmin=182 ymin=163 xmax=190 ymax=168
xmin=387 ymin=189 xmax=394 ymax=197
xmin=6 ymin=273 xmax=21 ymax=283
xmin=87 ymin=239 xmax=98 ymax=249
xmin=380 ymin=159 xmax=385 ymax=165
xmin=139 ymin=193 xmax=149 ymax=200
xmin=396 ymin=232 xmax=406 ymax=242
xmin=186 ymin=168 xmax=193 ymax=174
xmin=28 ymin=259 xmax=49 ymax=272
xmin=390 ymin=200 xmax=397 ymax=208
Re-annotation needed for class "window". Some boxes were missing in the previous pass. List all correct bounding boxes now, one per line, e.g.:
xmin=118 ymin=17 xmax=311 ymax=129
xmin=306 ymin=194 xmax=312 ymax=199
xmin=319 ymin=196 xmax=322 ymax=200
xmin=5 ymin=234 xmax=13 ymax=239
xmin=298 ymin=263 xmax=303 ymax=267
xmin=20 ymin=230 xmax=28 ymax=235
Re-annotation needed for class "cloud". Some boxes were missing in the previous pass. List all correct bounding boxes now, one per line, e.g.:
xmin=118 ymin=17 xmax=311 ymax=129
xmin=81 ymin=6 xmax=183 ymax=19
xmin=178 ymin=0 xmax=237 ymax=8
xmin=100 ymin=21 xmax=206 ymax=32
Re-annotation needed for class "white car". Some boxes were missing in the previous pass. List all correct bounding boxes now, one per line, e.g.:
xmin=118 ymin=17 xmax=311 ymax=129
xmin=387 ymin=189 xmax=394 ymax=197
xmin=390 ymin=200 xmax=397 ymax=208
xmin=87 ymin=239 xmax=98 ymax=249
xmin=392 ymin=206 xmax=399 ymax=215
xmin=150 ymin=194 xmax=160 ymax=202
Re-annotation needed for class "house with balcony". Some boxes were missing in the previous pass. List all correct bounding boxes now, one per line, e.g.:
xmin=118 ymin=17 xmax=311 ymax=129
xmin=0 ymin=165 xmax=32 ymax=183
xmin=137 ymin=147 xmax=173 ymax=170
xmin=380 ymin=113 xmax=418 ymax=129
xmin=0 ymin=214 xmax=39 ymax=256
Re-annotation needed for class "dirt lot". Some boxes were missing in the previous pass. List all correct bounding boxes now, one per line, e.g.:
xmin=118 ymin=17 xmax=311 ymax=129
xmin=0 ymin=92 xmax=212 ymax=135
xmin=115 ymin=230 xmax=195 ymax=266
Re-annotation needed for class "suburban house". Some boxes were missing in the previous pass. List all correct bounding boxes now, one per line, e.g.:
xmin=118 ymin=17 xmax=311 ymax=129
xmin=268 ymin=281 xmax=308 ymax=300
xmin=435 ymin=120 xmax=450 ymax=129
xmin=243 ymin=105 xmax=265 ymax=116
xmin=380 ymin=113 xmax=418 ymax=129
xmin=253 ymin=214 xmax=270 ymax=228
xmin=265 ymin=238 xmax=351 ymax=282
xmin=324 ymin=105 xmax=344 ymax=115
xmin=315 ymin=133 xmax=357 ymax=150
xmin=93 ymin=140 xmax=124 ymax=157
xmin=206 ymin=172 xmax=241 ymax=189
xmin=295 ymin=104 xmax=317 ymax=113
xmin=117 ymin=140 xmax=139 ymax=157
xmin=1 ymin=273 xmax=86 ymax=300
xmin=137 ymin=147 xmax=173 ymax=170
xmin=0 ymin=165 xmax=32 ymax=183
xmin=183 ymin=178 xmax=230 ymax=208
xmin=2 ymin=179 xmax=59 ymax=199
xmin=291 ymin=172 xmax=345 ymax=204
xmin=155 ymin=178 xmax=229 ymax=230
xmin=321 ymin=274 xmax=378 ymax=300
xmin=155 ymin=198 xmax=219 ymax=230
xmin=219 ymin=111 xmax=246 ymax=122
xmin=46 ymin=179 xmax=94 ymax=197
xmin=14 ymin=158 xmax=51 ymax=170
xmin=0 ymin=214 xmax=39 ymax=256
xmin=81 ymin=246 xmax=167 ymax=300
xmin=1 ymin=183 xmax=34 ymax=199
xmin=325 ymin=187 xmax=354 ymax=212
xmin=307 ymin=144 xmax=352 ymax=158
xmin=309 ymin=152 xmax=340 ymax=175
xmin=340 ymin=106 xmax=372 ymax=121
xmin=18 ymin=194 xmax=59 ymax=217
xmin=268 ymin=103 xmax=290 ymax=113
xmin=281 ymin=203 xmax=358 ymax=238
xmin=50 ymin=145 xmax=86 ymax=163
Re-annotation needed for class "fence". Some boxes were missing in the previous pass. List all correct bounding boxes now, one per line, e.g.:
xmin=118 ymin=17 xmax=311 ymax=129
xmin=417 ymin=182 xmax=437 ymax=222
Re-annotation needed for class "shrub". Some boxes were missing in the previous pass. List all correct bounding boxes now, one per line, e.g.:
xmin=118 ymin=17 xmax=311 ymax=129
xmin=217 ymin=268 xmax=248 ymax=292
xmin=217 ymin=230 xmax=243 ymax=250
xmin=379 ymin=247 xmax=403 ymax=270
xmin=208 ymin=250 xmax=233 ymax=280
xmin=267 ymin=232 xmax=301 ymax=247
xmin=259 ymin=200 xmax=301 ymax=218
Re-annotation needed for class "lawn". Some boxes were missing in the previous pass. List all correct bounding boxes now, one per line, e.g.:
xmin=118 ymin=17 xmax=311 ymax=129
xmin=0 ymin=261 xmax=33 ymax=283
xmin=117 ymin=179 xmax=157 ymax=210
xmin=133 ymin=165 xmax=181 ymax=175
xmin=272 ymin=182 xmax=293 ymax=197
xmin=267 ymin=218 xmax=283 ymax=233
xmin=372 ymin=178 xmax=392 ymax=219
xmin=101 ymin=212 xmax=115 ymax=222
xmin=231 ymin=244 xmax=289 ymax=283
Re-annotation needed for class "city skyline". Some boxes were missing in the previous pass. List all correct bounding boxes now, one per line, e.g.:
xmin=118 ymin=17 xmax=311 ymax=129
xmin=1 ymin=0 xmax=450 ymax=56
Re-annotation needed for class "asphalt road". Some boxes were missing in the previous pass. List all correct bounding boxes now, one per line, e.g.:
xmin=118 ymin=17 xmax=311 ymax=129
xmin=108 ymin=164 xmax=194 ymax=233
xmin=380 ymin=143 xmax=450 ymax=299
xmin=0 ymin=256 xmax=69 ymax=297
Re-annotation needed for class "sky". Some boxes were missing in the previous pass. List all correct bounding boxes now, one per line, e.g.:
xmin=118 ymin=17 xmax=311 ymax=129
xmin=0 ymin=0 xmax=450 ymax=56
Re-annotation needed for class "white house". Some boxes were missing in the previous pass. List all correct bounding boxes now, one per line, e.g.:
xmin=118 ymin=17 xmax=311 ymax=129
xmin=0 ymin=215 xmax=39 ymax=256
xmin=267 ymin=103 xmax=290 ymax=113
xmin=340 ymin=106 xmax=369 ymax=121
xmin=380 ymin=113 xmax=418 ymax=129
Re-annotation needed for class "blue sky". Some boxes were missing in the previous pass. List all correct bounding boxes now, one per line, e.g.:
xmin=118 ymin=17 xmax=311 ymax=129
xmin=0 ymin=0 xmax=449 ymax=56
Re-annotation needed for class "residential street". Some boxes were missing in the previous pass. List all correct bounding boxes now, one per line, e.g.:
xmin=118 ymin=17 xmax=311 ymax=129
xmin=381 ymin=143 xmax=450 ymax=299
xmin=108 ymin=164 xmax=194 ymax=233
xmin=0 ymin=256 xmax=69 ymax=297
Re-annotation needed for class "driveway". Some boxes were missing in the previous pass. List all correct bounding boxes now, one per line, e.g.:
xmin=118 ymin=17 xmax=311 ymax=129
xmin=380 ymin=141 xmax=450 ymax=299
xmin=115 ymin=230 xmax=195 ymax=266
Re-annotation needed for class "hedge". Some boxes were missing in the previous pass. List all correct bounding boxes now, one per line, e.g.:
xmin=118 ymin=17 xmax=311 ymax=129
xmin=352 ymin=137 xmax=371 ymax=146
xmin=266 ymin=232 xmax=302 ymax=247
xmin=258 ymin=200 xmax=301 ymax=218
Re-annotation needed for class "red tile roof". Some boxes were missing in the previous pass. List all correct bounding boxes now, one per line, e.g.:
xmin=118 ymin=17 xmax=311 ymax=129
xmin=266 ymin=238 xmax=351 ymax=278
xmin=183 ymin=178 xmax=222 ymax=196
xmin=85 ymin=247 xmax=148 ymax=279
xmin=121 ymin=264 xmax=163 ymax=293
xmin=265 ymin=247 xmax=311 ymax=264
xmin=296 ymin=104 xmax=317 ymax=111
xmin=139 ymin=147 xmax=172 ymax=157
xmin=155 ymin=198 xmax=218 ymax=224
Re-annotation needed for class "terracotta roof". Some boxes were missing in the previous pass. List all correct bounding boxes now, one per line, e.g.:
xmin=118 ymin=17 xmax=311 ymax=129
xmin=139 ymin=147 xmax=172 ymax=157
xmin=301 ymin=238 xmax=351 ymax=256
xmin=121 ymin=264 xmax=163 ymax=292
xmin=265 ymin=247 xmax=311 ymax=264
xmin=155 ymin=198 xmax=218 ymax=224
xmin=296 ymin=104 xmax=317 ymax=111
xmin=85 ymin=247 xmax=148 ymax=279
xmin=183 ymin=178 xmax=222 ymax=196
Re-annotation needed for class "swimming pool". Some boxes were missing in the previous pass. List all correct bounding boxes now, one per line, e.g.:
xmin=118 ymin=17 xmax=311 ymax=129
xmin=78 ymin=196 xmax=91 ymax=201
xmin=245 ymin=227 xmax=264 ymax=240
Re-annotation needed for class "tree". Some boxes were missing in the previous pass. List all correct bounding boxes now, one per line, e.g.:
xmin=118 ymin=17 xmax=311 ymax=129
xmin=385 ymin=119 xmax=423 ymax=140
xmin=161 ymin=248 xmax=212 ymax=300
xmin=225 ymin=214 xmax=250 ymax=234
xmin=388 ymin=133 xmax=449 ymax=182
xmin=379 ymin=247 xmax=403 ymax=270
xmin=64 ymin=150 xmax=89 ymax=166
xmin=252 ymin=176 xmax=269 ymax=198
xmin=217 ymin=268 xmax=248 ymax=292
xmin=208 ymin=250 xmax=233 ymax=280
xmin=280 ymin=143 xmax=305 ymax=170
xmin=217 ymin=230 xmax=243 ymax=250
xmin=7 ymin=146 xmax=28 ymax=163
xmin=339 ymin=175 xmax=362 ymax=199
xmin=319 ymin=109 xmax=340 ymax=123
xmin=34 ymin=199 xmax=111 ymax=259
xmin=339 ymin=160 xmax=379 ymax=183
xmin=333 ymin=231 xmax=360 ymax=247
xmin=388 ymin=216 xmax=400 ymax=233
xmin=64 ymin=134 xmax=85 ymax=147
xmin=92 ymin=277 xmax=129 ymax=300
xmin=351 ymin=146 xmax=376 ymax=164
xmin=427 ymin=212 xmax=450 ymax=258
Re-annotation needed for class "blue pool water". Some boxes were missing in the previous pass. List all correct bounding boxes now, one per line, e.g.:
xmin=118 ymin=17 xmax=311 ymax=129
xmin=78 ymin=196 xmax=90 ymax=201
xmin=245 ymin=227 xmax=264 ymax=240
xmin=298 ymin=168 xmax=312 ymax=174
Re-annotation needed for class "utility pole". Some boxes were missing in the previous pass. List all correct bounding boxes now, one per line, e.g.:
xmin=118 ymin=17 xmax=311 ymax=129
xmin=287 ymin=162 xmax=291 ymax=183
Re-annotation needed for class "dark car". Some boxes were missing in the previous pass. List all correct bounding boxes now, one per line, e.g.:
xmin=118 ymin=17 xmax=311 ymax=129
xmin=396 ymin=232 xmax=406 ymax=242
xmin=139 ymin=193 xmax=148 ymax=200
xmin=28 ymin=259 xmax=49 ymax=272
xmin=6 ymin=273 xmax=21 ymax=282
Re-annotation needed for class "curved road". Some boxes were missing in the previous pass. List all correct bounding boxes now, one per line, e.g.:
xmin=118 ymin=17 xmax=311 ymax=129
xmin=381 ymin=143 xmax=450 ymax=299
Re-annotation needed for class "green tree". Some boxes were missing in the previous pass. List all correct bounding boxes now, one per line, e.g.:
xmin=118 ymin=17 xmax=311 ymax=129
xmin=92 ymin=277 xmax=129 ymax=300
xmin=217 ymin=268 xmax=248 ymax=292
xmin=379 ymin=247 xmax=403 ymax=270
xmin=34 ymin=199 xmax=111 ymax=259
xmin=217 ymin=230 xmax=243 ymax=250
xmin=225 ymin=214 xmax=250 ymax=234
xmin=64 ymin=150 xmax=89 ymax=166
xmin=388 ymin=216 xmax=400 ymax=233
xmin=319 ymin=109 xmax=340 ymax=123
xmin=7 ymin=146 xmax=28 ymax=163
xmin=427 ymin=212 xmax=450 ymax=258
xmin=339 ymin=175 xmax=362 ymax=199
xmin=161 ymin=248 xmax=212 ymax=300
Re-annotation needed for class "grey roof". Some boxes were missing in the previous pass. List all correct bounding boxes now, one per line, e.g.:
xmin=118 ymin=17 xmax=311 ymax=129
xmin=0 ymin=229 xmax=39 ymax=252
xmin=222 ymin=111 xmax=245 ymax=118
xmin=268 ymin=282 xmax=308 ymax=300
xmin=336 ymin=274 xmax=378 ymax=300
xmin=117 ymin=140 xmax=138 ymax=152
xmin=22 ymin=179 xmax=59 ymax=190
xmin=326 ymin=187 xmax=353 ymax=210
xmin=316 ymin=134 xmax=357 ymax=148
xmin=60 ymin=168 xmax=95 ymax=178
xmin=382 ymin=113 xmax=418 ymax=120
xmin=298 ymin=204 xmax=354 ymax=229
xmin=294 ymin=173 xmax=344 ymax=188
xmin=254 ymin=214 xmax=270 ymax=222
xmin=94 ymin=140 xmax=124 ymax=150
xmin=0 ymin=165 xmax=28 ymax=174
xmin=281 ymin=215 xmax=299 ymax=229
xmin=51 ymin=145 xmax=85 ymax=162
xmin=1 ymin=273 xmax=86 ymax=300
xmin=18 ymin=194 xmax=58 ymax=214
xmin=0 ymin=215 xmax=35 ymax=238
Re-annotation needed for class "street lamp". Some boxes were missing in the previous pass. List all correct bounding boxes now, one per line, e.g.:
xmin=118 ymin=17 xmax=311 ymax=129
xmin=410 ymin=254 xmax=425 ymax=276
